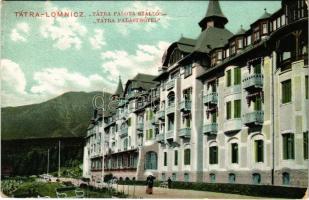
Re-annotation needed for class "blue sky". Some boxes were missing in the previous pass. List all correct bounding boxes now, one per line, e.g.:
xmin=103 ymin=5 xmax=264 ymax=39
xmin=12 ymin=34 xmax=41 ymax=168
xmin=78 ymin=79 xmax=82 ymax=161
xmin=1 ymin=1 xmax=281 ymax=107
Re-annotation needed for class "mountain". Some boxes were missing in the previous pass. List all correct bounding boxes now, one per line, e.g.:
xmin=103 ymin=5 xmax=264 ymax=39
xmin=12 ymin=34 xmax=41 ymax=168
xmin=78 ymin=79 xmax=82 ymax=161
xmin=1 ymin=91 xmax=111 ymax=140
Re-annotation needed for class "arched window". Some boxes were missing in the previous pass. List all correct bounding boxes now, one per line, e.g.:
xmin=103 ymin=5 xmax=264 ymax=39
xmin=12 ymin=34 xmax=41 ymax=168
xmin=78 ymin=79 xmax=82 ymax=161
xmin=167 ymin=92 xmax=175 ymax=106
xmin=184 ymin=149 xmax=191 ymax=165
xmin=282 ymin=172 xmax=290 ymax=185
xmin=145 ymin=151 xmax=157 ymax=170
xmin=252 ymin=173 xmax=261 ymax=184
xmin=228 ymin=173 xmax=236 ymax=183
xmin=210 ymin=173 xmax=216 ymax=183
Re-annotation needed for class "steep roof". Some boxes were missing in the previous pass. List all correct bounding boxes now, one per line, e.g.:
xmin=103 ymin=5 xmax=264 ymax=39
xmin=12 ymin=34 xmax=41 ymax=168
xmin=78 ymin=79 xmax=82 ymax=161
xmin=258 ymin=9 xmax=271 ymax=20
xmin=235 ymin=25 xmax=246 ymax=35
xmin=194 ymin=27 xmax=233 ymax=53
xmin=113 ymin=76 xmax=124 ymax=96
xmin=177 ymin=37 xmax=196 ymax=53
xmin=199 ymin=0 xmax=228 ymax=29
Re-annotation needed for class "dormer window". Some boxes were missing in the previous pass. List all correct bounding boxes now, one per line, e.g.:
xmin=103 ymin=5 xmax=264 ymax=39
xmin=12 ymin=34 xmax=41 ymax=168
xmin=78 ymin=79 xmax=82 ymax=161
xmin=237 ymin=39 xmax=243 ymax=49
xmin=253 ymin=27 xmax=260 ymax=43
xmin=262 ymin=23 xmax=268 ymax=34
xmin=230 ymin=41 xmax=236 ymax=55
xmin=218 ymin=51 xmax=222 ymax=60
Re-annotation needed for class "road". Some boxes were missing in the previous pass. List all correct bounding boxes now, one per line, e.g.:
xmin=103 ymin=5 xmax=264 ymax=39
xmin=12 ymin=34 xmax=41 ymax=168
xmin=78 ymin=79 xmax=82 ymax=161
xmin=113 ymin=184 xmax=262 ymax=199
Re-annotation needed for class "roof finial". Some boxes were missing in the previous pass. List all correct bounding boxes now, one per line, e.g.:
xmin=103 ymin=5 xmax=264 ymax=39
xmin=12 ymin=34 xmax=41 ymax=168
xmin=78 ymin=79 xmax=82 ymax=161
xmin=264 ymin=8 xmax=267 ymax=13
xmin=240 ymin=24 xmax=243 ymax=29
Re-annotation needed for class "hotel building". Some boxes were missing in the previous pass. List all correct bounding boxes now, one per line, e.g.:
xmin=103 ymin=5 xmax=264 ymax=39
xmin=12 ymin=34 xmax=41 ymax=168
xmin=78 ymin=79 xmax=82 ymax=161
xmin=83 ymin=0 xmax=308 ymax=187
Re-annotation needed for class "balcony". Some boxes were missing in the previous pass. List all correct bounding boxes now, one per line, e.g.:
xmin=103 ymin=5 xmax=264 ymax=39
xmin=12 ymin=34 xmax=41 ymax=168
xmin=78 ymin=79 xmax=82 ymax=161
xmin=242 ymin=111 xmax=264 ymax=126
xmin=180 ymin=100 xmax=192 ymax=112
xmin=155 ymin=133 xmax=164 ymax=143
xmin=179 ymin=127 xmax=191 ymax=138
xmin=166 ymin=79 xmax=175 ymax=90
xmin=156 ymin=110 xmax=165 ymax=120
xmin=166 ymin=103 xmax=175 ymax=115
xmin=203 ymin=92 xmax=218 ymax=105
xmin=242 ymin=74 xmax=263 ymax=90
xmin=166 ymin=130 xmax=174 ymax=140
xmin=136 ymin=122 xmax=144 ymax=131
xmin=223 ymin=119 xmax=242 ymax=133
xmin=225 ymin=85 xmax=241 ymax=96
xmin=119 ymin=128 xmax=128 ymax=138
xmin=203 ymin=123 xmax=218 ymax=135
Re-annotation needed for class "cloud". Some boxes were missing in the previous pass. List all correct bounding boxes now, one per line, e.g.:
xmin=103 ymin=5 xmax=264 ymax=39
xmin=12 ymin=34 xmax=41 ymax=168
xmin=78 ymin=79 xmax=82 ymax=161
xmin=30 ymin=68 xmax=114 ymax=96
xmin=10 ymin=22 xmax=30 ymax=42
xmin=1 ymin=59 xmax=114 ymax=107
xmin=116 ymin=2 xmax=170 ymax=36
xmin=100 ymin=41 xmax=170 ymax=81
xmin=39 ymin=2 xmax=87 ymax=50
xmin=89 ymin=29 xmax=106 ymax=49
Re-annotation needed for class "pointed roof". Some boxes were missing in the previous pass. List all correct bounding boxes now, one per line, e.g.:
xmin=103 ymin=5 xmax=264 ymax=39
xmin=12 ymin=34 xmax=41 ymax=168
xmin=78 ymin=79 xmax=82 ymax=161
xmin=114 ymin=76 xmax=123 ymax=96
xmin=235 ymin=25 xmax=246 ymax=35
xmin=258 ymin=8 xmax=271 ymax=20
xmin=199 ymin=0 xmax=228 ymax=29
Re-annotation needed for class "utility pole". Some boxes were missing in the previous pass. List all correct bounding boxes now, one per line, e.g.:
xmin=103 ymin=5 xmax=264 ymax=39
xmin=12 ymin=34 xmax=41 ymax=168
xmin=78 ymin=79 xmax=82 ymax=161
xmin=47 ymin=149 xmax=50 ymax=175
xmin=58 ymin=140 xmax=61 ymax=177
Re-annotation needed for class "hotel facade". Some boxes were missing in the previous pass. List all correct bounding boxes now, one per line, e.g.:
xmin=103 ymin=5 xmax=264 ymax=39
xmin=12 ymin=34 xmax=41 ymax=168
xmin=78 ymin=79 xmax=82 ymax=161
xmin=83 ymin=0 xmax=308 ymax=187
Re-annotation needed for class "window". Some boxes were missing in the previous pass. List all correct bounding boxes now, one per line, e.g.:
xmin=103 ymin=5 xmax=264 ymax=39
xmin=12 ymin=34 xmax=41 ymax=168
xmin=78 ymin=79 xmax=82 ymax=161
xmin=168 ymin=115 xmax=174 ymax=131
xmin=218 ymin=51 xmax=222 ymax=60
xmin=174 ymin=150 xmax=178 ymax=166
xmin=211 ymin=112 xmax=217 ymax=123
xmin=234 ymin=67 xmax=241 ymax=85
xmin=282 ymin=80 xmax=292 ymax=103
xmin=283 ymin=133 xmax=295 ymax=160
xmin=226 ymin=101 xmax=232 ymax=120
xmin=164 ymin=152 xmax=167 ymax=166
xmin=255 ymin=140 xmax=264 ymax=162
xmin=252 ymin=173 xmax=261 ymax=184
xmin=184 ymin=173 xmax=189 ymax=182
xmin=254 ymin=96 xmax=262 ymax=111
xmin=148 ymin=110 xmax=154 ymax=120
xmin=209 ymin=146 xmax=218 ymax=164
xmin=234 ymin=100 xmax=241 ymax=118
xmin=162 ymin=173 xmax=166 ymax=181
xmin=253 ymin=27 xmax=260 ymax=42
xmin=304 ymin=132 xmax=308 ymax=159
xmin=238 ymin=39 xmax=243 ymax=49
xmin=305 ymin=76 xmax=308 ymax=99
xmin=281 ymin=15 xmax=286 ymax=26
xmin=123 ymin=138 xmax=128 ymax=150
xmin=184 ymin=64 xmax=192 ymax=77
xmin=229 ymin=173 xmax=236 ymax=183
xmin=172 ymin=173 xmax=177 ymax=181
xmin=273 ymin=20 xmax=277 ymax=31
xmin=253 ymin=62 xmax=261 ymax=74
xmin=262 ymin=23 xmax=268 ymax=34
xmin=128 ymin=118 xmax=131 ymax=126
xmin=231 ymin=143 xmax=238 ymax=163
xmin=210 ymin=173 xmax=216 ymax=183
xmin=184 ymin=149 xmax=191 ymax=165
xmin=282 ymin=172 xmax=290 ymax=185
xmin=226 ymin=70 xmax=232 ymax=86
xmin=231 ymin=41 xmax=236 ymax=55
xmin=247 ymin=35 xmax=252 ymax=46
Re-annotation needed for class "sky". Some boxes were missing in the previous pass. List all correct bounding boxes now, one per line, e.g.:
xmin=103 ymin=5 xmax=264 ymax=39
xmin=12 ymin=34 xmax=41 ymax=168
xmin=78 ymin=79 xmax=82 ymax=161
xmin=1 ymin=1 xmax=281 ymax=107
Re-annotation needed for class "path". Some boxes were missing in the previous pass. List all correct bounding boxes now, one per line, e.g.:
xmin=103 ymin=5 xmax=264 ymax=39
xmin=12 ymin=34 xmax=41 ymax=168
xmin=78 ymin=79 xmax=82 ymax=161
xmin=112 ymin=184 xmax=262 ymax=199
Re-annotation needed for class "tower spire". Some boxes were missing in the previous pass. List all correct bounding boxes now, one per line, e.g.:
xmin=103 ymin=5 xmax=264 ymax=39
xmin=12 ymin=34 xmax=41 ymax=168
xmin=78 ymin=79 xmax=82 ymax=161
xmin=198 ymin=0 xmax=228 ymax=31
xmin=113 ymin=76 xmax=124 ymax=97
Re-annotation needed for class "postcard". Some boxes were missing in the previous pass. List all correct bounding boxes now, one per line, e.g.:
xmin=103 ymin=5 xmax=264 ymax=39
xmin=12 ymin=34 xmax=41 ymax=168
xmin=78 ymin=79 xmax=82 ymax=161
xmin=1 ymin=0 xmax=308 ymax=199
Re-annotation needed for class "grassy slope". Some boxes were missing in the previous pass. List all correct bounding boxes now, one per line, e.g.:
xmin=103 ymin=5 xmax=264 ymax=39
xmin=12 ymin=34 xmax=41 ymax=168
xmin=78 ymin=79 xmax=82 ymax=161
xmin=1 ymin=91 xmax=111 ymax=140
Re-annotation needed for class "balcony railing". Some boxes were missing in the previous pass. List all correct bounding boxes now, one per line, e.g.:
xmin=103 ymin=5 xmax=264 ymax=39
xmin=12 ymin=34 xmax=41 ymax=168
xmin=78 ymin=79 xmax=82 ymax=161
xmin=242 ymin=111 xmax=264 ymax=125
xmin=155 ymin=133 xmax=164 ymax=143
xmin=242 ymin=74 xmax=263 ymax=90
xmin=166 ymin=130 xmax=174 ymax=140
xmin=136 ymin=123 xmax=144 ymax=131
xmin=156 ymin=110 xmax=165 ymax=120
xmin=166 ymin=103 xmax=175 ymax=115
xmin=119 ymin=128 xmax=128 ymax=138
xmin=179 ymin=127 xmax=191 ymax=138
xmin=223 ymin=119 xmax=242 ymax=133
xmin=166 ymin=79 xmax=175 ymax=90
xmin=203 ymin=123 xmax=218 ymax=135
xmin=180 ymin=100 xmax=192 ymax=112
xmin=203 ymin=92 xmax=218 ymax=105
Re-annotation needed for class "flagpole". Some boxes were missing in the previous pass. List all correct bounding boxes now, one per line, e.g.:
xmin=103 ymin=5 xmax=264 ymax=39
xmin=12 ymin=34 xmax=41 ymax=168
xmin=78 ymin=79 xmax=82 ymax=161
xmin=58 ymin=140 xmax=61 ymax=177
